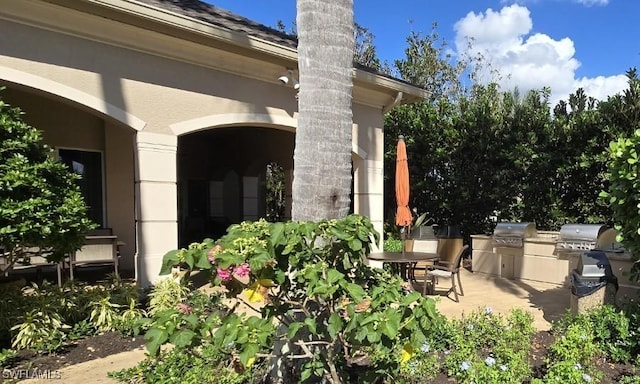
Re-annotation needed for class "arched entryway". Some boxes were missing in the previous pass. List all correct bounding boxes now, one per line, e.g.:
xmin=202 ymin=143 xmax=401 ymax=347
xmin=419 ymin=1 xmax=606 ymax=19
xmin=0 ymin=84 xmax=138 ymax=273
xmin=177 ymin=127 xmax=295 ymax=246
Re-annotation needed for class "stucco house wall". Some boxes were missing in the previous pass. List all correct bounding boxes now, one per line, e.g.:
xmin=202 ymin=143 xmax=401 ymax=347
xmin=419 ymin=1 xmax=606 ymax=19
xmin=0 ymin=0 xmax=425 ymax=286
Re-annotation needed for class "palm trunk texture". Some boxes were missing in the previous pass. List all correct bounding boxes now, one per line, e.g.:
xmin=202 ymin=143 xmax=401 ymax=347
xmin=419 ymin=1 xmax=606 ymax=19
xmin=293 ymin=0 xmax=355 ymax=221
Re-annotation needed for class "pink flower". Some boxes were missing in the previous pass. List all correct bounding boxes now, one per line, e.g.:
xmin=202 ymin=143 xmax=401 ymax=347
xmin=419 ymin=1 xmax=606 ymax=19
xmin=217 ymin=267 xmax=232 ymax=282
xmin=233 ymin=263 xmax=251 ymax=278
xmin=177 ymin=303 xmax=192 ymax=315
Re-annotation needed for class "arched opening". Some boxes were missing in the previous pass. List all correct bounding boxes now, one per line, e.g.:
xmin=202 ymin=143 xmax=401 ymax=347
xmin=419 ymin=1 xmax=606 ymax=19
xmin=0 ymin=84 xmax=137 ymax=273
xmin=177 ymin=127 xmax=295 ymax=246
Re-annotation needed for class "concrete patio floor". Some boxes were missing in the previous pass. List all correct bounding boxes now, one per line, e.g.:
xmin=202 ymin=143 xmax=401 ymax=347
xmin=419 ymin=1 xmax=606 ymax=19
xmin=19 ymin=269 xmax=570 ymax=383
xmin=425 ymin=267 xmax=570 ymax=331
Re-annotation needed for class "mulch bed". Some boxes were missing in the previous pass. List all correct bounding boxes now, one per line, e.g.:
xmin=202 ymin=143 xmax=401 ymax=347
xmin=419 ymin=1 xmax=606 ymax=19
xmin=10 ymin=332 xmax=145 ymax=372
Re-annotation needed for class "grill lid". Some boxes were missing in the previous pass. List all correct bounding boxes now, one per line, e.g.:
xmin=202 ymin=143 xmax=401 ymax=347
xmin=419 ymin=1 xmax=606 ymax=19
xmin=595 ymin=228 xmax=622 ymax=251
xmin=556 ymin=224 xmax=608 ymax=251
xmin=492 ymin=222 xmax=537 ymax=248
xmin=493 ymin=222 xmax=537 ymax=237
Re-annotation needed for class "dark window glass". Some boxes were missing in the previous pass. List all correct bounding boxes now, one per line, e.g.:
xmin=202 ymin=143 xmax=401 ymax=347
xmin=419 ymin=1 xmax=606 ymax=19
xmin=58 ymin=149 xmax=104 ymax=227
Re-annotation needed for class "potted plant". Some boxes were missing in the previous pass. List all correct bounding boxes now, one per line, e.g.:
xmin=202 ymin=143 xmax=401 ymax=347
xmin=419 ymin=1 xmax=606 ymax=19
xmin=404 ymin=212 xmax=434 ymax=251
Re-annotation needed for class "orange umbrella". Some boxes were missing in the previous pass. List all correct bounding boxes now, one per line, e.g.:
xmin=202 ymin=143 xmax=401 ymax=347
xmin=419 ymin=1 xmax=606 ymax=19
xmin=395 ymin=135 xmax=412 ymax=233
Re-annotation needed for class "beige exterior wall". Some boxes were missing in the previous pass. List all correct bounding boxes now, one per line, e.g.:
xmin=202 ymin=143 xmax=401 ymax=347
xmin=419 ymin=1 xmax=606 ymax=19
xmin=0 ymin=0 xmax=418 ymax=285
xmin=105 ymin=123 xmax=136 ymax=271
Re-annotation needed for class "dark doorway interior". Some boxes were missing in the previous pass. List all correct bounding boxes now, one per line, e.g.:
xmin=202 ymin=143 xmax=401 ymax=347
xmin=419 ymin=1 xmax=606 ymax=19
xmin=177 ymin=127 xmax=295 ymax=246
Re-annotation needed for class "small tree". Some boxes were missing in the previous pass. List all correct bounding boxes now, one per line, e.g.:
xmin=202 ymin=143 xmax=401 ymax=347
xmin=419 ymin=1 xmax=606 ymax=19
xmin=601 ymin=69 xmax=640 ymax=279
xmin=265 ymin=162 xmax=286 ymax=222
xmin=0 ymin=92 xmax=95 ymax=274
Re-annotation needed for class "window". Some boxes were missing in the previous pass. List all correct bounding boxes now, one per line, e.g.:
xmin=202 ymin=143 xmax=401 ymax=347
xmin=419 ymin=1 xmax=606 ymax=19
xmin=58 ymin=149 xmax=104 ymax=227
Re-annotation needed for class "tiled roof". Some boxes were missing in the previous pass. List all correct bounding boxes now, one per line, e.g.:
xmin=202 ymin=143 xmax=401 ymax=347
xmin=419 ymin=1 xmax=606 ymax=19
xmin=136 ymin=0 xmax=298 ymax=49
xmin=133 ymin=0 xmax=420 ymax=89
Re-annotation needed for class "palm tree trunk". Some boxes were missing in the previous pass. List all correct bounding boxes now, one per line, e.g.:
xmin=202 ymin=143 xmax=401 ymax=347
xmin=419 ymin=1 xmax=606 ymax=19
xmin=293 ymin=0 xmax=355 ymax=221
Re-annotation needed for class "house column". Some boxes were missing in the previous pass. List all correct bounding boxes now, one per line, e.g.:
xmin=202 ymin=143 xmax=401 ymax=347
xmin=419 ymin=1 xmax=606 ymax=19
xmin=135 ymin=131 xmax=178 ymax=287
xmin=353 ymin=158 xmax=385 ymax=268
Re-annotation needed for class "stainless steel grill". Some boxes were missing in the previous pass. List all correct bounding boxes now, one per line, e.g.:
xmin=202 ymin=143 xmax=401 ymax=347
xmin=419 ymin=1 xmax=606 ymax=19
xmin=577 ymin=250 xmax=611 ymax=277
xmin=492 ymin=222 xmax=537 ymax=248
xmin=556 ymin=224 xmax=608 ymax=251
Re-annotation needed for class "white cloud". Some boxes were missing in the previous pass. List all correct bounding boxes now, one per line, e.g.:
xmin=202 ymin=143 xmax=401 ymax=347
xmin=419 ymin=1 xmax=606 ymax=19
xmin=454 ymin=4 xmax=624 ymax=105
xmin=573 ymin=0 xmax=609 ymax=6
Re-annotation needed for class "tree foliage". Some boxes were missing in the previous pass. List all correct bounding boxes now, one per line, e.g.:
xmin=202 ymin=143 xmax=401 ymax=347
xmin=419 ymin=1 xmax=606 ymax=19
xmin=385 ymin=49 xmax=639 ymax=238
xmin=0 ymin=91 xmax=95 ymax=272
xmin=601 ymin=69 xmax=640 ymax=278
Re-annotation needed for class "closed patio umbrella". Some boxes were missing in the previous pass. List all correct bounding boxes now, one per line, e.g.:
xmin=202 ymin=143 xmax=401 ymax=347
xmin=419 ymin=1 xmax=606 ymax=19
xmin=395 ymin=135 xmax=412 ymax=252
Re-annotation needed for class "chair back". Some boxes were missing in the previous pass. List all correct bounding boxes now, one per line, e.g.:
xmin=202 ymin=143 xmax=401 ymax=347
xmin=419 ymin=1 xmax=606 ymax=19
xmin=448 ymin=244 xmax=469 ymax=273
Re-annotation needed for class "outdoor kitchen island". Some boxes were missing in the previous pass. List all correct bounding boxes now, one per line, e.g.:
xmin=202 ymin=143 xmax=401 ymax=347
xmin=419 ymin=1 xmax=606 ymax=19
xmin=471 ymin=227 xmax=640 ymax=302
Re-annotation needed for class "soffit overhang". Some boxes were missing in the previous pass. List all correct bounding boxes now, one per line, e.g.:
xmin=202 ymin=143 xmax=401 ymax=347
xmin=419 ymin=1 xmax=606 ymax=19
xmin=3 ymin=0 xmax=427 ymax=109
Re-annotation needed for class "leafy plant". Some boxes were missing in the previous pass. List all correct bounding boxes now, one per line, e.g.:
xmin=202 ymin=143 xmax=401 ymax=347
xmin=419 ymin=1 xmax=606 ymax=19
xmin=116 ymin=298 xmax=148 ymax=337
xmin=548 ymin=320 xmax=599 ymax=366
xmin=154 ymin=215 xmax=444 ymax=383
xmin=90 ymin=297 xmax=122 ymax=333
xmin=0 ymin=348 xmax=16 ymax=368
xmin=0 ymin=90 xmax=95 ymax=273
xmin=147 ymin=276 xmax=190 ymax=316
xmin=383 ymin=237 xmax=403 ymax=252
xmin=587 ymin=305 xmax=635 ymax=363
xmin=601 ymin=70 xmax=640 ymax=279
xmin=553 ymin=305 xmax=640 ymax=364
xmin=441 ymin=307 xmax=534 ymax=383
xmin=533 ymin=360 xmax=599 ymax=384
xmin=110 ymin=342 xmax=266 ymax=384
xmin=143 ymin=289 xmax=227 ymax=357
xmin=68 ymin=319 xmax=96 ymax=341
xmin=10 ymin=310 xmax=69 ymax=353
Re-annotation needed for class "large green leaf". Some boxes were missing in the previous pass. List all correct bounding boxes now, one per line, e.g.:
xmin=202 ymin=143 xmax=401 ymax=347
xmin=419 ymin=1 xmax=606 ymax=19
xmin=170 ymin=329 xmax=196 ymax=348
xmin=144 ymin=328 xmax=169 ymax=357
xmin=238 ymin=343 xmax=259 ymax=367
xmin=327 ymin=312 xmax=343 ymax=339
xmin=343 ymin=282 xmax=366 ymax=302
xmin=287 ymin=322 xmax=304 ymax=339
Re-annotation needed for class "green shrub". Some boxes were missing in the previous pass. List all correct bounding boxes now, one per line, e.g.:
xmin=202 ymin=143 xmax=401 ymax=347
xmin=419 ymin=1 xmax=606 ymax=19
xmin=553 ymin=305 xmax=640 ymax=364
xmin=601 ymin=70 xmax=640 ymax=279
xmin=383 ymin=237 xmax=403 ymax=252
xmin=0 ymin=91 xmax=95 ymax=272
xmin=10 ymin=310 xmax=69 ymax=353
xmin=440 ymin=307 xmax=534 ymax=383
xmin=147 ymin=276 xmax=190 ymax=316
xmin=548 ymin=320 xmax=599 ymax=366
xmin=109 ymin=342 xmax=266 ymax=384
xmin=149 ymin=215 xmax=444 ymax=383
xmin=0 ymin=278 xmax=145 ymax=352
xmin=89 ymin=297 xmax=122 ymax=333
xmin=0 ymin=348 xmax=16 ymax=369
xmin=587 ymin=305 xmax=634 ymax=363
xmin=534 ymin=360 xmax=599 ymax=384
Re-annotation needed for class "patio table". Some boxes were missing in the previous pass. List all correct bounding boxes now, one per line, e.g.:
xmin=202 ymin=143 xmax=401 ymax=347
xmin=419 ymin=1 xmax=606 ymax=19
xmin=367 ymin=251 xmax=439 ymax=285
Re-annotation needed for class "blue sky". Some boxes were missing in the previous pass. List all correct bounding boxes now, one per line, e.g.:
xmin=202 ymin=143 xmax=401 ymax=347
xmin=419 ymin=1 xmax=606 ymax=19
xmin=204 ymin=0 xmax=638 ymax=103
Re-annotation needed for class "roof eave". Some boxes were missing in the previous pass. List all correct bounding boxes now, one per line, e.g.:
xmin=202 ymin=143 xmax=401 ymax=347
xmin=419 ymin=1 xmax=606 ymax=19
xmin=46 ymin=0 xmax=428 ymax=104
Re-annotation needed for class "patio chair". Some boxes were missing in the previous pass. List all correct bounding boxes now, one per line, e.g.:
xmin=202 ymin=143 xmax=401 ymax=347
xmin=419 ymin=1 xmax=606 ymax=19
xmin=424 ymin=245 xmax=469 ymax=302
xmin=67 ymin=229 xmax=119 ymax=280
